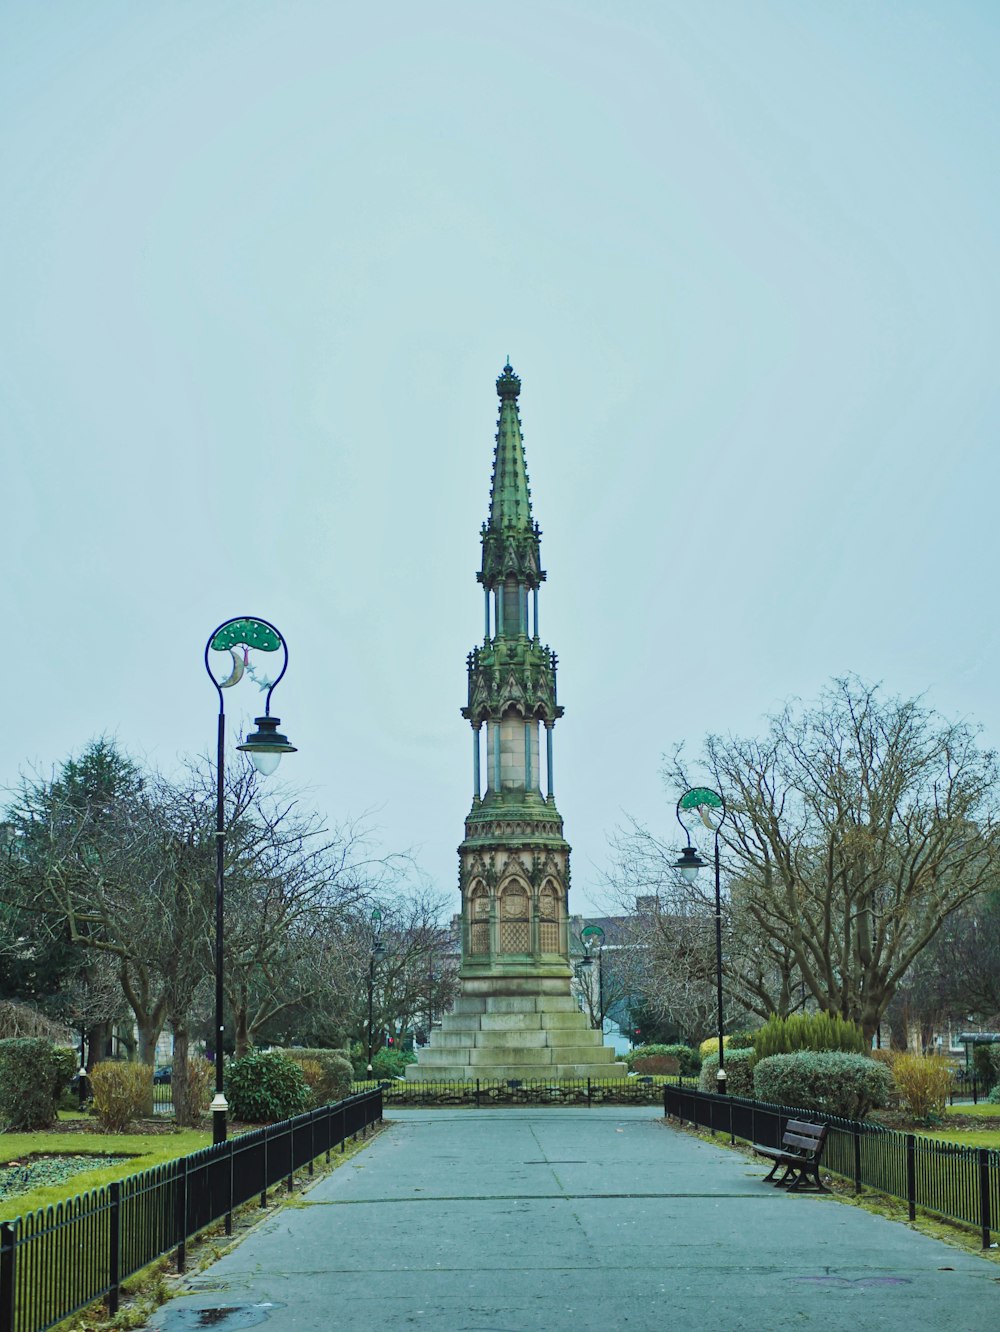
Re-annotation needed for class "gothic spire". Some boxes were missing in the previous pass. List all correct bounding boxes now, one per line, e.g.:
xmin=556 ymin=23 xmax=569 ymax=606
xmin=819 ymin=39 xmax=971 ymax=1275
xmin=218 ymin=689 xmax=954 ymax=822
xmin=479 ymin=361 xmax=544 ymax=588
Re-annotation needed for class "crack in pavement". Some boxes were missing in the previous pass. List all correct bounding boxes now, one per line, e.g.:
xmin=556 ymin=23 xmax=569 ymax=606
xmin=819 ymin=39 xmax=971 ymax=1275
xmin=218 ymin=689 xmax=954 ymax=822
xmin=295 ymin=1191 xmax=779 ymax=1204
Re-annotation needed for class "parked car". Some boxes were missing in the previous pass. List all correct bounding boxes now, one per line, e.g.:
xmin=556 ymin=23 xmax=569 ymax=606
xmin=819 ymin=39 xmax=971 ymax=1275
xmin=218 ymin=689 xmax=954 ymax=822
xmin=153 ymin=1066 xmax=172 ymax=1085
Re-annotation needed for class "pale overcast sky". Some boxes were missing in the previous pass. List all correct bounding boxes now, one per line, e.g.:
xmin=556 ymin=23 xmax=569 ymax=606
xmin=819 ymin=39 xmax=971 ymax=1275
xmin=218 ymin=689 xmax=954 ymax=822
xmin=2 ymin=2 xmax=998 ymax=913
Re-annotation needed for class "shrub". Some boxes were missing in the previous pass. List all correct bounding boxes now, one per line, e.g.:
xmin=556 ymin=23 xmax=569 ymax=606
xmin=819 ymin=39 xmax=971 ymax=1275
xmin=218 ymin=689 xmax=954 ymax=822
xmin=52 ymin=1046 xmax=78 ymax=1102
xmin=90 ymin=1061 xmax=152 ymax=1132
xmin=278 ymin=1049 xmax=354 ymax=1105
xmin=0 ymin=1038 xmax=69 ymax=1131
xmin=752 ymin=1012 xmax=867 ymax=1063
xmin=753 ymin=1052 xmax=891 ymax=1120
xmin=726 ymin=1032 xmax=757 ymax=1051
xmin=370 ymin=1047 xmax=416 ymax=1080
xmin=294 ymin=1059 xmax=325 ymax=1106
xmin=698 ymin=1035 xmax=731 ymax=1060
xmin=225 ymin=1051 xmax=310 ymax=1122
xmin=972 ymin=1044 xmax=1000 ymax=1087
xmin=627 ymin=1044 xmax=701 ymax=1077
xmin=699 ymin=1048 xmax=755 ymax=1097
xmin=891 ymin=1054 xmax=953 ymax=1122
xmin=986 ymin=1084 xmax=1000 ymax=1105
xmin=186 ymin=1057 xmax=215 ymax=1117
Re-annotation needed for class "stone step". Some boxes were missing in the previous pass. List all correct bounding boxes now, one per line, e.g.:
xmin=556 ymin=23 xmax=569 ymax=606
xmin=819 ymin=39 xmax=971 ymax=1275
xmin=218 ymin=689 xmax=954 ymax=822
xmin=438 ymin=1015 xmax=485 ymax=1034
xmin=481 ymin=997 xmax=540 ymax=1014
xmin=530 ymin=996 xmax=578 ymax=1013
xmin=404 ymin=1062 xmax=631 ymax=1082
xmin=545 ymin=1029 xmax=603 ymax=1049
xmin=428 ymin=1032 xmax=480 ymax=1049
xmin=539 ymin=1011 xmax=593 ymax=1030
xmin=468 ymin=1046 xmax=554 ymax=1066
xmin=480 ymin=1013 xmax=543 ymax=1031
xmin=546 ymin=1045 xmax=618 ymax=1065
xmin=416 ymin=1047 xmax=471 ymax=1066
xmin=475 ymin=1030 xmax=548 ymax=1049
xmin=450 ymin=997 xmax=488 ymax=1015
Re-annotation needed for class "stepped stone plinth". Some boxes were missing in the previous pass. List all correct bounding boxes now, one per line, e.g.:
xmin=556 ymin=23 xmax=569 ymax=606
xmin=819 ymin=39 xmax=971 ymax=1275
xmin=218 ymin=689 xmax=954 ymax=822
xmin=408 ymin=987 xmax=626 ymax=1080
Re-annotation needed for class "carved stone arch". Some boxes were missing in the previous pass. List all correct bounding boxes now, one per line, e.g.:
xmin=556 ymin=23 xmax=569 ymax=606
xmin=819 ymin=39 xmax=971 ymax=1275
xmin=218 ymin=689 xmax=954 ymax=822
xmin=468 ymin=879 xmax=491 ymax=956
xmin=498 ymin=877 xmax=531 ymax=954
xmin=538 ymin=877 xmax=563 ymax=954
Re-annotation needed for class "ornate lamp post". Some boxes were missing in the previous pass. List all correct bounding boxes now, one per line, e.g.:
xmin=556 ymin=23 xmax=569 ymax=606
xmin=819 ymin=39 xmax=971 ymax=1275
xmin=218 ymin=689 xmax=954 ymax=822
xmin=205 ymin=617 xmax=296 ymax=1145
xmin=674 ymin=787 xmax=727 ymax=1094
xmin=366 ymin=907 xmax=385 ymax=1077
xmin=579 ymin=924 xmax=605 ymax=1030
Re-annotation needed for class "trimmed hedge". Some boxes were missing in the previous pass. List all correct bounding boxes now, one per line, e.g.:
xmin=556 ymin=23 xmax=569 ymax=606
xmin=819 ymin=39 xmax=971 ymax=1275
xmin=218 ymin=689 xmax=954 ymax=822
xmin=627 ymin=1044 xmax=701 ymax=1077
xmin=753 ymin=1051 xmax=891 ymax=1120
xmin=0 ymin=1038 xmax=76 ymax=1131
xmin=699 ymin=1047 xmax=755 ymax=1097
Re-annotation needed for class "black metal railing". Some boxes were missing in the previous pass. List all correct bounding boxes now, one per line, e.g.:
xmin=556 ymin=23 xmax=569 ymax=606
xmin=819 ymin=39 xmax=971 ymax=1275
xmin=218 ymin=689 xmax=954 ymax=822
xmin=665 ymin=1085 xmax=999 ymax=1248
xmin=949 ymin=1072 xmax=996 ymax=1105
xmin=374 ymin=1077 xmax=678 ymax=1107
xmin=0 ymin=1089 xmax=381 ymax=1332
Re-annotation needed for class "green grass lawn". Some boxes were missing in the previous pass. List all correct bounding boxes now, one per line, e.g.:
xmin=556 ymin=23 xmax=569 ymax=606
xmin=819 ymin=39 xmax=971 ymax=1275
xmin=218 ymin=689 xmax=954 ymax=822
xmin=945 ymin=1102 xmax=1000 ymax=1119
xmin=0 ymin=1124 xmax=212 ymax=1222
xmin=918 ymin=1128 xmax=1000 ymax=1149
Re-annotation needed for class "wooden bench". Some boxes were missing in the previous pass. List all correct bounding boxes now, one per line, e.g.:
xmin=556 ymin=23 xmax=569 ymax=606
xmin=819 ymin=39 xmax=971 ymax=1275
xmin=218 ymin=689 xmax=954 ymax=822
xmin=753 ymin=1119 xmax=829 ymax=1193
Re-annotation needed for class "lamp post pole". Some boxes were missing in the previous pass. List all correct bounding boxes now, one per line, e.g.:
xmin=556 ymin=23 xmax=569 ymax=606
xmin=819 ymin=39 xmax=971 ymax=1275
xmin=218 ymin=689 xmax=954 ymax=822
xmin=367 ymin=907 xmax=383 ymax=1077
xmin=579 ymin=925 xmax=605 ymax=1031
xmin=205 ymin=617 xmax=296 ymax=1145
xmin=674 ymin=787 xmax=727 ymax=1095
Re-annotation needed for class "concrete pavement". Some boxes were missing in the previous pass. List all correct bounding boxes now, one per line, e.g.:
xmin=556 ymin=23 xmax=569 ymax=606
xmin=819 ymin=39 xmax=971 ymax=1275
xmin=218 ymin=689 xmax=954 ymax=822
xmin=146 ymin=1107 xmax=1000 ymax=1331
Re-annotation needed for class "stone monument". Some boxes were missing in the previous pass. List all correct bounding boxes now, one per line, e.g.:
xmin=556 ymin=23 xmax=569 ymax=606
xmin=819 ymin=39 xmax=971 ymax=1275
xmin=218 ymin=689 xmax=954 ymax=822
xmin=408 ymin=362 xmax=626 ymax=1081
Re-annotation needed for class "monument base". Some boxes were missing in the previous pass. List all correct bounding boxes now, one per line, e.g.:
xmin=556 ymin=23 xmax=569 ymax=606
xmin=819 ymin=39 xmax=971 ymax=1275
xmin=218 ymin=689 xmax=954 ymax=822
xmin=407 ymin=980 xmax=627 ymax=1081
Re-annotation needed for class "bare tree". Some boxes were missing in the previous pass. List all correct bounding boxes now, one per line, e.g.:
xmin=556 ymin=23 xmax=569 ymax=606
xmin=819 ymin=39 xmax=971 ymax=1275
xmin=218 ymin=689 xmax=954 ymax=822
xmin=346 ymin=887 xmax=458 ymax=1052
xmin=662 ymin=677 xmax=1000 ymax=1042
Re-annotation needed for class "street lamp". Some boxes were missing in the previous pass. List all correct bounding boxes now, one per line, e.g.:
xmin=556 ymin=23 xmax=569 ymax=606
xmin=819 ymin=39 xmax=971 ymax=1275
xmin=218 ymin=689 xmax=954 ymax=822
xmin=366 ymin=907 xmax=385 ymax=1077
xmin=579 ymin=924 xmax=605 ymax=1031
xmin=205 ymin=617 xmax=296 ymax=1145
xmin=674 ymin=787 xmax=727 ymax=1094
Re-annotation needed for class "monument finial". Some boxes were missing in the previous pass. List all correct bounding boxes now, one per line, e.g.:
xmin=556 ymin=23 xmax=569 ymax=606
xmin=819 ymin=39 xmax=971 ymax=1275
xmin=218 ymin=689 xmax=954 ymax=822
xmin=496 ymin=360 xmax=521 ymax=399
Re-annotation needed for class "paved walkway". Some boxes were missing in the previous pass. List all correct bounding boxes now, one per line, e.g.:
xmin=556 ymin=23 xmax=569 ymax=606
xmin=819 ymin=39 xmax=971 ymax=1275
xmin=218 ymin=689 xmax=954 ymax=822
xmin=147 ymin=1108 xmax=999 ymax=1331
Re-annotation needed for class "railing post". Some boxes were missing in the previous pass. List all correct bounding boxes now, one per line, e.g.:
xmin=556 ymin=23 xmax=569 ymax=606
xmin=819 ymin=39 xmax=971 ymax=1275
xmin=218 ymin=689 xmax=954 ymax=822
xmin=261 ymin=1127 xmax=269 ymax=1207
xmin=729 ymin=1097 xmax=735 ymax=1146
xmin=309 ymin=1110 xmax=316 ymax=1175
xmin=979 ymin=1148 xmax=992 ymax=1249
xmin=175 ymin=1157 xmax=188 ymax=1273
xmin=326 ymin=1104 xmax=332 ymax=1163
xmin=0 ymin=1222 xmax=17 ymax=1332
xmin=853 ymin=1127 xmax=862 ymax=1195
xmin=225 ymin=1138 xmax=234 ymax=1236
xmin=906 ymin=1134 xmax=916 ymax=1222
xmin=340 ymin=1104 xmax=346 ymax=1153
xmin=107 ymin=1181 xmax=121 ymax=1315
xmin=475 ymin=1078 xmax=480 ymax=1108
xmin=587 ymin=1078 xmax=592 ymax=1108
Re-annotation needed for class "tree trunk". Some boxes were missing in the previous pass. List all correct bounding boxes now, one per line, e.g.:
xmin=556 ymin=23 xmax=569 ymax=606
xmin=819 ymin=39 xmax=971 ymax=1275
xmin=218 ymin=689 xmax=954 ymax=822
xmin=86 ymin=1022 xmax=110 ymax=1071
xmin=234 ymin=1006 xmax=250 ymax=1058
xmin=172 ymin=1026 xmax=195 ymax=1126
